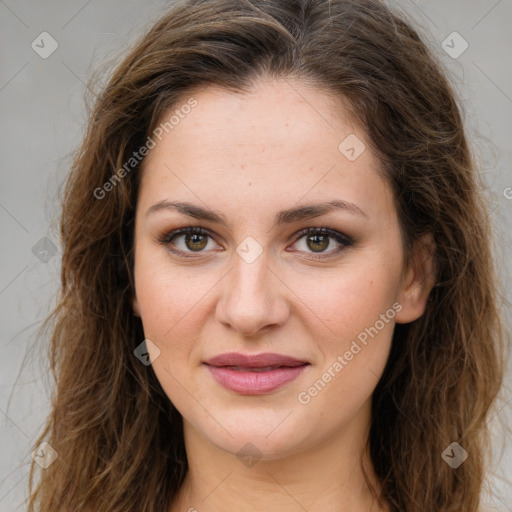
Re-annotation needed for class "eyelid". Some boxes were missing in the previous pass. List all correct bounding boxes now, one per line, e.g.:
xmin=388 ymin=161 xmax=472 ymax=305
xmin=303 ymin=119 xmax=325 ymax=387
xmin=291 ymin=227 xmax=353 ymax=246
xmin=158 ymin=225 xmax=353 ymax=259
xmin=287 ymin=227 xmax=354 ymax=259
xmin=157 ymin=226 xmax=218 ymax=251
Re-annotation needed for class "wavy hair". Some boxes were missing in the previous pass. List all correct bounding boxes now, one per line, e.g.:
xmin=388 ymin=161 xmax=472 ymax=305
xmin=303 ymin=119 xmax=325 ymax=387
xmin=26 ymin=0 xmax=505 ymax=510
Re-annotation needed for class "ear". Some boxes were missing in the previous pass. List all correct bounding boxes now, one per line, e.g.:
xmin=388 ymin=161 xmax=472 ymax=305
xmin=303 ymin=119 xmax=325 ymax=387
xmin=395 ymin=233 xmax=436 ymax=324
xmin=132 ymin=294 xmax=141 ymax=317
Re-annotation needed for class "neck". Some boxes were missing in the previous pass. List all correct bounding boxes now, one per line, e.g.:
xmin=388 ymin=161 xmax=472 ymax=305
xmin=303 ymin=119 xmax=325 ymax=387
xmin=169 ymin=400 xmax=387 ymax=512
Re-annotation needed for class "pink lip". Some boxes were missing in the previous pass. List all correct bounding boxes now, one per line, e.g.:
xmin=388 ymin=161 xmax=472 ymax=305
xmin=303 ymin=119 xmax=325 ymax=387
xmin=204 ymin=352 xmax=308 ymax=368
xmin=203 ymin=352 xmax=309 ymax=395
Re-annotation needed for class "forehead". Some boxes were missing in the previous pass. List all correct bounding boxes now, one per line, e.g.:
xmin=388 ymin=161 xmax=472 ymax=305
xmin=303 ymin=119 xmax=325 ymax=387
xmin=156 ymin=78 xmax=360 ymax=152
xmin=138 ymin=78 xmax=395 ymax=223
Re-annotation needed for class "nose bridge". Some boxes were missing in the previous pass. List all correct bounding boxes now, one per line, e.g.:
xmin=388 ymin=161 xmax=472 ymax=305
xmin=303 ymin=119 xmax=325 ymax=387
xmin=216 ymin=244 xmax=288 ymax=335
xmin=232 ymin=248 xmax=269 ymax=299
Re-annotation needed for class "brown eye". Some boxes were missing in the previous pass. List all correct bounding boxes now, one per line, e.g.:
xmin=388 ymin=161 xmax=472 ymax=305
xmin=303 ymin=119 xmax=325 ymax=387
xmin=291 ymin=227 xmax=354 ymax=259
xmin=183 ymin=232 xmax=208 ymax=251
xmin=160 ymin=227 xmax=219 ymax=257
xmin=305 ymin=233 xmax=330 ymax=252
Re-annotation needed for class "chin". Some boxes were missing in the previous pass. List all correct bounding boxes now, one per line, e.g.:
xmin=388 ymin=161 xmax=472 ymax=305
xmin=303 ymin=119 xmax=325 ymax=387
xmin=189 ymin=406 xmax=316 ymax=462
xmin=215 ymin=431 xmax=303 ymax=462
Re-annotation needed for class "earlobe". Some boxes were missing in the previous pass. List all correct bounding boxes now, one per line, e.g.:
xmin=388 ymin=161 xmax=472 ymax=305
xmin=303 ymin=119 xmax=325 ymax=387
xmin=395 ymin=234 xmax=436 ymax=324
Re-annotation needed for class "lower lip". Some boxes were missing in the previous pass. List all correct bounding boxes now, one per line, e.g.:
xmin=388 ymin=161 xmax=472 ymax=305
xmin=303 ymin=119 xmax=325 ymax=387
xmin=205 ymin=364 xmax=308 ymax=395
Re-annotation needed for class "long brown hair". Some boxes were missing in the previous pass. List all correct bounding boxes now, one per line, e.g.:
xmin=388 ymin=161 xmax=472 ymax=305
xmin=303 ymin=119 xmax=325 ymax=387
xmin=26 ymin=0 xmax=505 ymax=510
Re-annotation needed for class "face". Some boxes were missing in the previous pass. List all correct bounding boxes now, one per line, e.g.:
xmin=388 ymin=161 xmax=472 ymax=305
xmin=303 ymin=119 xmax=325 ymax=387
xmin=132 ymin=78 xmax=431 ymax=460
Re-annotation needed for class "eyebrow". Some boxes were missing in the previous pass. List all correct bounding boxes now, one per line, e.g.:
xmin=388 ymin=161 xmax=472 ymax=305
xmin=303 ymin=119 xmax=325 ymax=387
xmin=146 ymin=199 xmax=368 ymax=225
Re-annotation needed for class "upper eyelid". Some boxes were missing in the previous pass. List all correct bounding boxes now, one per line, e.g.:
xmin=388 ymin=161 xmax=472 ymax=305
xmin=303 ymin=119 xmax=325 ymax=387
xmin=164 ymin=226 xmax=351 ymax=251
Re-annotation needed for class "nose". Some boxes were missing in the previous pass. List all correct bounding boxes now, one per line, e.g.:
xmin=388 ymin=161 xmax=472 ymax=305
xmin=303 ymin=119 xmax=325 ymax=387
xmin=215 ymin=250 xmax=290 ymax=337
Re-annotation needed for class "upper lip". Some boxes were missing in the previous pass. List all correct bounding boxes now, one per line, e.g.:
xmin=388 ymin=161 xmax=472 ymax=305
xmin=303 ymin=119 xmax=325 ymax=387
xmin=204 ymin=352 xmax=309 ymax=368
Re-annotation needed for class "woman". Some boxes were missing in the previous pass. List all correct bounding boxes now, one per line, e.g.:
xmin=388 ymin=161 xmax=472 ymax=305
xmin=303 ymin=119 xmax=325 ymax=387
xmin=27 ymin=0 xmax=505 ymax=510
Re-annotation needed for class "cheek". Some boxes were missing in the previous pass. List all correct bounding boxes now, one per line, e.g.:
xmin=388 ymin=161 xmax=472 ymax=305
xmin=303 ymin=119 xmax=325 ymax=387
xmin=295 ymin=275 xmax=395 ymax=431
xmin=290 ymin=258 xmax=401 ymax=344
xmin=290 ymin=257 xmax=399 ymax=404
xmin=134 ymin=258 xmax=211 ymax=409
xmin=133 ymin=250 xmax=213 ymax=358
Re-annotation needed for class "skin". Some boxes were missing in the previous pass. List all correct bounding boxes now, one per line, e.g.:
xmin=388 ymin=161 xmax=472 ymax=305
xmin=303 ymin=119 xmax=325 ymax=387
xmin=132 ymin=77 xmax=434 ymax=512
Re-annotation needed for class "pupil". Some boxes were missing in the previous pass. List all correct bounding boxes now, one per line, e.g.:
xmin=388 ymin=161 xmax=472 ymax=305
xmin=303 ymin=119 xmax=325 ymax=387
xmin=308 ymin=235 xmax=328 ymax=252
xmin=186 ymin=233 xmax=207 ymax=251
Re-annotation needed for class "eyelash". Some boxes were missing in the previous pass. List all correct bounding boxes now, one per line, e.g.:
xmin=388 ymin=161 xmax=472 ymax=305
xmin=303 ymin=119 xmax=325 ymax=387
xmin=158 ymin=226 xmax=354 ymax=260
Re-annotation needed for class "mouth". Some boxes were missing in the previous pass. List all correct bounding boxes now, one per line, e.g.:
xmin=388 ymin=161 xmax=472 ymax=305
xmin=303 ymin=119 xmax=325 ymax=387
xmin=204 ymin=351 xmax=309 ymax=368
xmin=203 ymin=352 xmax=310 ymax=394
xmin=214 ymin=364 xmax=305 ymax=372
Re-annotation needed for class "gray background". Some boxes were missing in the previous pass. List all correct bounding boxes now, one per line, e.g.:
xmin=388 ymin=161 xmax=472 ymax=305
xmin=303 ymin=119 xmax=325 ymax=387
xmin=1 ymin=0 xmax=511 ymax=510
